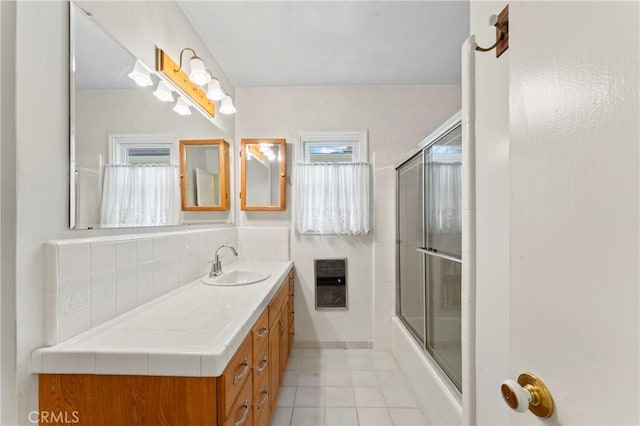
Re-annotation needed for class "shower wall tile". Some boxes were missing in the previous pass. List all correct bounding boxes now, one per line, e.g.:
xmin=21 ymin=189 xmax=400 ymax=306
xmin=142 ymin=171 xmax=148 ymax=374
xmin=44 ymin=227 xmax=238 ymax=345
xmin=374 ymin=167 xmax=397 ymax=351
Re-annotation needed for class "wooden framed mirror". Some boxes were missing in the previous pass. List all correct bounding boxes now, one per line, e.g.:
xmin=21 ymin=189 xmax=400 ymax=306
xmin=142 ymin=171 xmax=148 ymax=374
xmin=179 ymin=139 xmax=230 ymax=211
xmin=240 ymin=138 xmax=286 ymax=211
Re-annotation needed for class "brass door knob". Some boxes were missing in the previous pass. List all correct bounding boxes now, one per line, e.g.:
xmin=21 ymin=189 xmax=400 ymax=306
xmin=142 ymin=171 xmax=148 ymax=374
xmin=500 ymin=373 xmax=554 ymax=418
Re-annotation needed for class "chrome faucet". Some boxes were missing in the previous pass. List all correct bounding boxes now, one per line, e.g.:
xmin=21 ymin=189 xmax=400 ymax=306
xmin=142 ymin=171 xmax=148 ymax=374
xmin=209 ymin=244 xmax=238 ymax=277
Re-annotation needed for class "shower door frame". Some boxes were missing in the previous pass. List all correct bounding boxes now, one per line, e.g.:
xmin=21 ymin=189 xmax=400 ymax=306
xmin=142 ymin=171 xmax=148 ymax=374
xmin=395 ymin=112 xmax=463 ymax=400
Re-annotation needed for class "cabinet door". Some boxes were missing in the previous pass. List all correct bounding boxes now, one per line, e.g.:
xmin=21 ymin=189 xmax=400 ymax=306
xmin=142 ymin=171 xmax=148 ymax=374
xmin=279 ymin=314 xmax=289 ymax=379
xmin=269 ymin=314 xmax=281 ymax=409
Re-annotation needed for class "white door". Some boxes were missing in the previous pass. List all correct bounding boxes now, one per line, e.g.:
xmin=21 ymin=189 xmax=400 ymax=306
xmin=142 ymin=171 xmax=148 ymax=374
xmin=507 ymin=2 xmax=639 ymax=425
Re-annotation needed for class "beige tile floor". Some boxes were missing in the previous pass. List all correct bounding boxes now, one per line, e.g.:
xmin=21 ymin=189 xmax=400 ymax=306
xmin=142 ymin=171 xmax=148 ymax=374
xmin=271 ymin=348 xmax=429 ymax=426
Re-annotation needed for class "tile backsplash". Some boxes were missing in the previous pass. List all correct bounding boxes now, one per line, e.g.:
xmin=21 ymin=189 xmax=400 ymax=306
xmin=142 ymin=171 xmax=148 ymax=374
xmin=45 ymin=227 xmax=237 ymax=345
xmin=238 ymin=227 xmax=290 ymax=261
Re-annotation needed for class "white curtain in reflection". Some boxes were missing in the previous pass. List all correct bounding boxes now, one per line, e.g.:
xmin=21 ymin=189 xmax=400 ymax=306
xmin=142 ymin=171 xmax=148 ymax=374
xmin=100 ymin=164 xmax=180 ymax=227
xmin=295 ymin=163 xmax=370 ymax=235
xmin=429 ymin=162 xmax=462 ymax=233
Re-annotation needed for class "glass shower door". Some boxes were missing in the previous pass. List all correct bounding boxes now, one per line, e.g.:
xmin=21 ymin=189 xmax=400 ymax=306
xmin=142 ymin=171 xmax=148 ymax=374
xmin=397 ymin=153 xmax=425 ymax=342
xmin=424 ymin=124 xmax=462 ymax=391
xmin=396 ymin=119 xmax=462 ymax=393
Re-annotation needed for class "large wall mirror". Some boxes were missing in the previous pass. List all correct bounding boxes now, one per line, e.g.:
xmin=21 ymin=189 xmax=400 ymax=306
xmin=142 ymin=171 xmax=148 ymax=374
xmin=180 ymin=140 xmax=229 ymax=211
xmin=240 ymin=138 xmax=286 ymax=211
xmin=70 ymin=3 xmax=231 ymax=229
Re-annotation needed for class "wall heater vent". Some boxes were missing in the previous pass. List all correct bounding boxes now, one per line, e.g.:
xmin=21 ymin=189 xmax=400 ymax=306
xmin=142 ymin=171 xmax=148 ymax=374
xmin=315 ymin=258 xmax=347 ymax=310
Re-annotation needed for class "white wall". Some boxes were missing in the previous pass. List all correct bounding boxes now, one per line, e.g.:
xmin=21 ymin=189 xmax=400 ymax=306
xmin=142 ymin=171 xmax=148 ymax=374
xmin=11 ymin=2 xmax=235 ymax=424
xmin=0 ymin=1 xmax=17 ymax=423
xmin=236 ymin=85 xmax=460 ymax=345
xmin=470 ymin=1 xmax=510 ymax=424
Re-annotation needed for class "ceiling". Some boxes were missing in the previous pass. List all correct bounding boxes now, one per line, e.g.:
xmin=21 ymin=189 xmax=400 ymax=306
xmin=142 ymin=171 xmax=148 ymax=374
xmin=178 ymin=1 xmax=470 ymax=87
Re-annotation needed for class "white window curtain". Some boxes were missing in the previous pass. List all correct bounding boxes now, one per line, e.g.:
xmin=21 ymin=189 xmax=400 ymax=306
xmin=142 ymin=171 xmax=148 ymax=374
xmin=100 ymin=164 xmax=180 ymax=227
xmin=295 ymin=162 xmax=370 ymax=235
xmin=428 ymin=162 xmax=462 ymax=233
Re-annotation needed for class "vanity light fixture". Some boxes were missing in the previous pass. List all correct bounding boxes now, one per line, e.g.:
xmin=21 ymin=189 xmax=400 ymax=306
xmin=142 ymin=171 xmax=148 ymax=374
xmin=156 ymin=48 xmax=236 ymax=118
xmin=153 ymin=80 xmax=174 ymax=102
xmin=205 ymin=75 xmax=225 ymax=101
xmin=219 ymin=94 xmax=236 ymax=115
xmin=173 ymin=97 xmax=192 ymax=116
xmin=177 ymin=48 xmax=211 ymax=86
xmin=128 ymin=60 xmax=153 ymax=87
xmin=157 ymin=48 xmax=216 ymax=118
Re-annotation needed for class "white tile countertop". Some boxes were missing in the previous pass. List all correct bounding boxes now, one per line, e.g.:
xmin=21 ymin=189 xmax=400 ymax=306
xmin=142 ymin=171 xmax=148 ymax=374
xmin=32 ymin=260 xmax=293 ymax=377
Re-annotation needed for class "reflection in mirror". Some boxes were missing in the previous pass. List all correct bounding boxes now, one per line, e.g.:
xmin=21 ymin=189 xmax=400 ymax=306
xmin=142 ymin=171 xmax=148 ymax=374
xmin=70 ymin=3 xmax=231 ymax=229
xmin=180 ymin=140 xmax=229 ymax=211
xmin=240 ymin=139 xmax=286 ymax=211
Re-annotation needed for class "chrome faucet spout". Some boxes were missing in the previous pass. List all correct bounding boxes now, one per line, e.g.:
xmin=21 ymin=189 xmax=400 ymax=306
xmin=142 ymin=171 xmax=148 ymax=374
xmin=209 ymin=244 xmax=239 ymax=278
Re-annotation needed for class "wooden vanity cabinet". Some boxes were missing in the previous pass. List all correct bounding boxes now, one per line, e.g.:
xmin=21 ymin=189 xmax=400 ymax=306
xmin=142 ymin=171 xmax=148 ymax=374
xmin=252 ymin=309 xmax=270 ymax=426
xmin=38 ymin=374 xmax=217 ymax=426
xmin=38 ymin=269 xmax=295 ymax=426
xmin=266 ymin=269 xmax=296 ymax=415
xmin=288 ymin=272 xmax=295 ymax=353
xmin=217 ymin=333 xmax=253 ymax=425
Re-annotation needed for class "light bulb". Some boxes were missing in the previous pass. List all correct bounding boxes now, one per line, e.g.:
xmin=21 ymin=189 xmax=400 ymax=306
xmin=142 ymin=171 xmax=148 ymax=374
xmin=188 ymin=56 xmax=210 ymax=86
xmin=153 ymin=80 xmax=174 ymax=102
xmin=219 ymin=95 xmax=236 ymax=114
xmin=173 ymin=97 xmax=191 ymax=115
xmin=128 ymin=60 xmax=153 ymax=87
xmin=206 ymin=78 xmax=224 ymax=101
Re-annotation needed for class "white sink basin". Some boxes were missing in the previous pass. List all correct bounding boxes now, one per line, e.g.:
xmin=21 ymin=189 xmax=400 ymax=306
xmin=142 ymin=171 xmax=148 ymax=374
xmin=202 ymin=270 xmax=271 ymax=286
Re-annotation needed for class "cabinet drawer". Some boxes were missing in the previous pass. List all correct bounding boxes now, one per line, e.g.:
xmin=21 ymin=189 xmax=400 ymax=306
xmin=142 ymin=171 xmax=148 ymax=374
xmin=269 ymin=281 xmax=288 ymax=326
xmin=253 ymin=368 xmax=270 ymax=426
xmin=218 ymin=334 xmax=252 ymax=419
xmin=252 ymin=308 xmax=269 ymax=359
xmin=253 ymin=340 xmax=269 ymax=386
xmin=223 ymin=378 xmax=253 ymax=426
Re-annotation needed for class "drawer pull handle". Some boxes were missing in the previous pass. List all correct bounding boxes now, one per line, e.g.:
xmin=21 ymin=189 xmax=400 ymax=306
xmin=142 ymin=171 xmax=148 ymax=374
xmin=256 ymin=327 xmax=268 ymax=339
xmin=233 ymin=358 xmax=249 ymax=385
xmin=257 ymin=356 xmax=268 ymax=373
xmin=257 ymin=387 xmax=269 ymax=410
xmin=234 ymin=400 xmax=250 ymax=426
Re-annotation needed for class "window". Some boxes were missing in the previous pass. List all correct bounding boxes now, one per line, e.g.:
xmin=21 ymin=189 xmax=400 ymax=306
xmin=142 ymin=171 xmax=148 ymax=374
xmin=108 ymin=134 xmax=178 ymax=165
xmin=295 ymin=130 xmax=370 ymax=235
xmin=298 ymin=131 xmax=368 ymax=163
